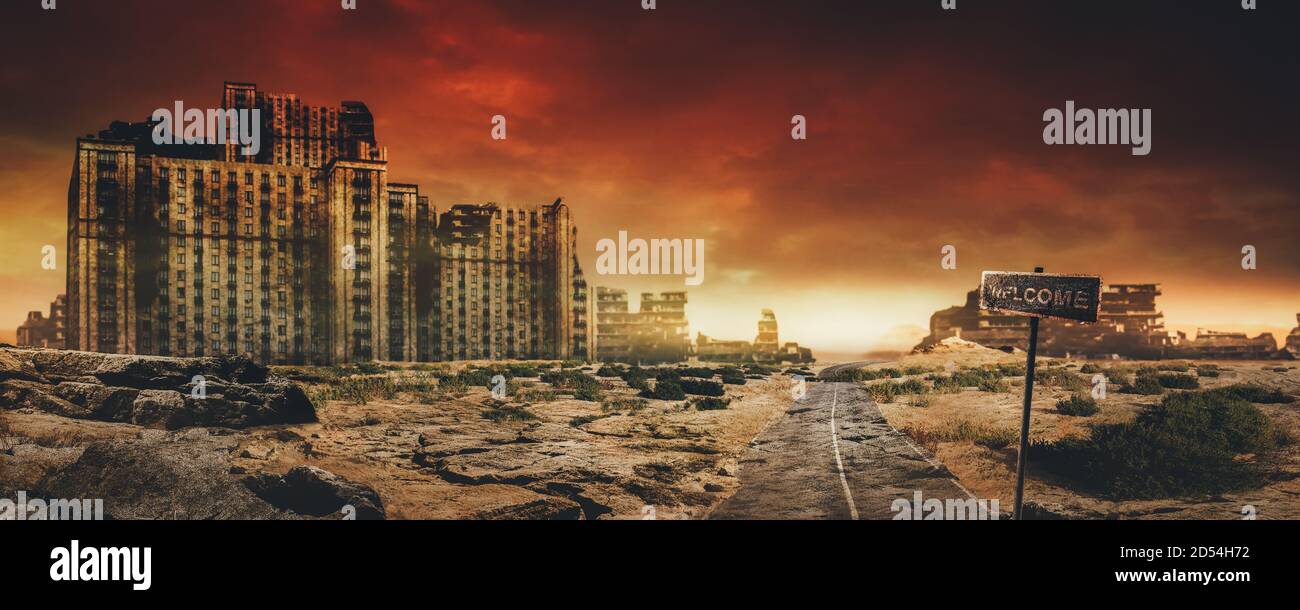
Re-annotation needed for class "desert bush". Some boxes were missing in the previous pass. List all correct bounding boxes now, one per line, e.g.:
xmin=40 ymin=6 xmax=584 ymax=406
xmin=1119 ymin=374 xmax=1165 ymax=395
xmin=866 ymin=382 xmax=900 ymax=403
xmin=1036 ymin=368 xmax=1090 ymax=393
xmin=481 ymin=403 xmax=538 ymax=423
xmin=994 ymin=362 xmax=1027 ymax=377
xmin=508 ymin=365 xmax=542 ymax=378
xmin=654 ymin=368 xmax=682 ymax=382
xmin=574 ymin=383 xmax=605 ymax=402
xmin=621 ymin=367 xmax=651 ymax=391
xmin=332 ymin=376 xmax=397 ymax=405
xmin=517 ymin=388 xmax=559 ymax=403
xmin=679 ymin=367 xmax=716 ymax=379
xmin=690 ymin=396 xmax=731 ymax=411
xmin=438 ymin=375 xmax=469 ymax=396
xmin=1156 ymin=373 xmax=1200 ymax=389
xmin=601 ymin=397 xmax=649 ymax=412
xmin=413 ymin=390 xmax=445 ymax=405
xmin=1080 ymin=363 xmax=1103 ymax=374
xmin=640 ymin=379 xmax=686 ymax=401
xmin=1031 ymin=390 xmax=1273 ymax=499
xmin=928 ymin=375 xmax=963 ymax=394
xmin=978 ymin=377 xmax=1010 ymax=393
xmin=910 ymin=395 xmax=932 ymax=408
xmin=1056 ymin=395 xmax=1099 ymax=417
xmin=569 ymin=414 xmax=605 ymax=427
xmin=719 ymin=371 xmax=747 ymax=385
xmin=1208 ymin=384 xmax=1293 ymax=404
xmin=679 ymin=378 xmax=725 ymax=397
xmin=1158 ymin=362 xmax=1191 ymax=373
xmin=596 ymin=365 xmax=626 ymax=378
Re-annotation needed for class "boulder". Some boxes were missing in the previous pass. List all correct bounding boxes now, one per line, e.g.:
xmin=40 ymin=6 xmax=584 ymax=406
xmin=52 ymin=382 xmax=139 ymax=421
xmin=0 ymin=350 xmax=44 ymax=383
xmin=131 ymin=390 xmax=193 ymax=429
xmin=243 ymin=465 xmax=385 ymax=519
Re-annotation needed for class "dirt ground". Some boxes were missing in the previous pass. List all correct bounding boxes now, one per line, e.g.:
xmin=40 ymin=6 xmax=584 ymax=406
xmin=872 ymin=348 xmax=1300 ymax=520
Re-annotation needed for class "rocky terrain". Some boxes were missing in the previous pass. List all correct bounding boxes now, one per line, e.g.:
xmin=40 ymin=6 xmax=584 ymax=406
xmin=2 ymin=348 xmax=796 ymax=520
xmin=1 ymin=347 xmax=378 ymax=519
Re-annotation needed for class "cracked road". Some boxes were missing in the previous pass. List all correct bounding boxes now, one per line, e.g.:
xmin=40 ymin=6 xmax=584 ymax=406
xmin=708 ymin=380 xmax=972 ymax=520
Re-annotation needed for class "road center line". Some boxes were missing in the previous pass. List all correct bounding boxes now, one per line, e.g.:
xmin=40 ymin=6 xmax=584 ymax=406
xmin=829 ymin=387 xmax=860 ymax=520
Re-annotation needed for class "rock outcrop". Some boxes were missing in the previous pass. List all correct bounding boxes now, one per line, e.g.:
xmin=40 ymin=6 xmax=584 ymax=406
xmin=243 ymin=465 xmax=385 ymax=520
xmin=0 ymin=348 xmax=314 ymax=430
xmin=38 ymin=430 xmax=383 ymax=520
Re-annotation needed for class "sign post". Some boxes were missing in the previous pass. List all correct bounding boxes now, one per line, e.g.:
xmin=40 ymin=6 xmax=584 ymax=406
xmin=979 ymin=268 xmax=1101 ymax=520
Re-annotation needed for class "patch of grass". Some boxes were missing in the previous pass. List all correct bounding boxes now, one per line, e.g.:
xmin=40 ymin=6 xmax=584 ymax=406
xmin=574 ymin=383 xmax=605 ymax=402
xmin=910 ymin=395 xmax=932 ymax=408
xmin=438 ymin=376 xmax=469 ymax=396
xmin=569 ymin=414 xmax=606 ymax=427
xmin=601 ymin=397 xmax=649 ymax=412
xmin=1157 ymin=362 xmax=1192 ymax=373
xmin=978 ymin=377 xmax=1010 ymax=393
xmin=1056 ymin=394 xmax=1099 ymax=417
xmin=908 ymin=419 xmax=1018 ymax=450
xmin=481 ymin=403 xmax=538 ymax=423
xmin=1035 ymin=368 xmax=1090 ymax=393
xmin=866 ymin=382 xmax=900 ymax=403
xmin=1031 ymin=390 xmax=1273 ymax=499
xmin=517 ymin=388 xmax=559 ymax=403
xmin=689 ymin=396 xmax=731 ymax=411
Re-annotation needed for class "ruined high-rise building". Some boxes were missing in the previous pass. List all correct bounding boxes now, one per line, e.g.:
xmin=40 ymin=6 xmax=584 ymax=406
xmin=66 ymin=82 xmax=588 ymax=364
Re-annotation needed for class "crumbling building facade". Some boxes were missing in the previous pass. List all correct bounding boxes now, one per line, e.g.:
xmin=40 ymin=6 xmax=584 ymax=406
xmin=66 ymin=82 xmax=588 ymax=364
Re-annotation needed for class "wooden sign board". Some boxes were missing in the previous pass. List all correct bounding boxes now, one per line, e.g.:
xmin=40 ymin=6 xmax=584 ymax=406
xmin=979 ymin=271 xmax=1101 ymax=323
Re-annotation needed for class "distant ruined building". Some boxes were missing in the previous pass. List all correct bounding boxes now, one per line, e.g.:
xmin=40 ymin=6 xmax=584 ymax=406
xmin=591 ymin=291 xmax=813 ymax=364
xmin=593 ymin=288 xmax=690 ymax=364
xmin=917 ymin=283 xmax=1287 ymax=360
xmin=65 ymin=82 xmax=589 ymax=364
xmin=16 ymin=294 xmax=66 ymax=348
xmin=696 ymin=309 xmax=813 ymax=364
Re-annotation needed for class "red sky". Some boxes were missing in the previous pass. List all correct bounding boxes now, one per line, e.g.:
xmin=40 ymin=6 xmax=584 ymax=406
xmin=1 ymin=0 xmax=1297 ymax=356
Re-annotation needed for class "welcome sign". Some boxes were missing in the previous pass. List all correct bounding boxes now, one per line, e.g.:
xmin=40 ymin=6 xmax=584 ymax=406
xmin=979 ymin=271 xmax=1102 ymax=323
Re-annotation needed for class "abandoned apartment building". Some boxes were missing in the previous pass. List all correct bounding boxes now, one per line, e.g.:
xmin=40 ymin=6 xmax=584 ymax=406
xmin=64 ymin=82 xmax=590 ymax=365
xmin=917 ymin=283 xmax=1292 ymax=360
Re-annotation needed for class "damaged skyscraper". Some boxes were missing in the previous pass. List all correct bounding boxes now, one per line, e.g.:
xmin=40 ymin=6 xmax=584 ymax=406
xmin=66 ymin=82 xmax=589 ymax=364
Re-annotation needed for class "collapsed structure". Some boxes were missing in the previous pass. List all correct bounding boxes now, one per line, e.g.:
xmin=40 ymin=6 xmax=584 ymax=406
xmin=917 ymin=282 xmax=1289 ymax=360
xmin=65 ymin=82 xmax=589 ymax=364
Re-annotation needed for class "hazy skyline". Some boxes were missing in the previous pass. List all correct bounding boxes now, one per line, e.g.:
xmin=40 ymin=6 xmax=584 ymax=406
xmin=1 ymin=0 xmax=1296 ymax=355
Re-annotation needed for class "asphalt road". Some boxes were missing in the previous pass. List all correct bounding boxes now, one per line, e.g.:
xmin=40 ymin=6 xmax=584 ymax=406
xmin=709 ymin=380 xmax=973 ymax=520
